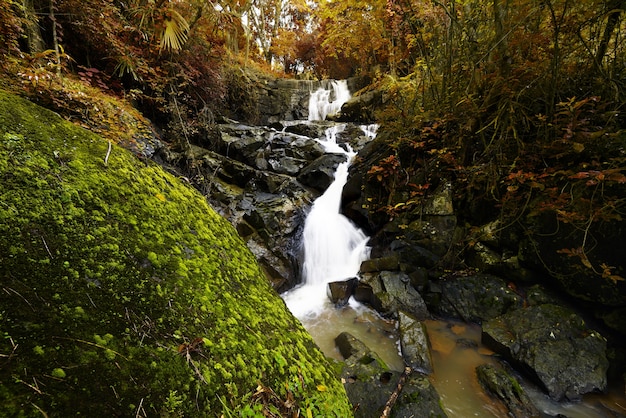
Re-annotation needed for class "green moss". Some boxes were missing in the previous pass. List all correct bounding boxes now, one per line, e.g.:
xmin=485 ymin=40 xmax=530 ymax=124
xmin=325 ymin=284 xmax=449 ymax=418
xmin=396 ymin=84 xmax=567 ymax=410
xmin=51 ymin=368 xmax=66 ymax=379
xmin=0 ymin=90 xmax=352 ymax=417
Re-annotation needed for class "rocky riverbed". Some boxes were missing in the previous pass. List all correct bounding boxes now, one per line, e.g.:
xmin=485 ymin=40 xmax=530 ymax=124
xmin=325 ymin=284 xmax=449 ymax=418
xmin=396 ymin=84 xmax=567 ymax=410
xmin=150 ymin=75 xmax=625 ymax=417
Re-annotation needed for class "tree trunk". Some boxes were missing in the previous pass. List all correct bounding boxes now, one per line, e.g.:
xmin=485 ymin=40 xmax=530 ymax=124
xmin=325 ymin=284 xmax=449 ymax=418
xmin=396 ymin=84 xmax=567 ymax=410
xmin=22 ymin=0 xmax=45 ymax=54
xmin=595 ymin=1 xmax=624 ymax=67
xmin=49 ymin=0 xmax=61 ymax=75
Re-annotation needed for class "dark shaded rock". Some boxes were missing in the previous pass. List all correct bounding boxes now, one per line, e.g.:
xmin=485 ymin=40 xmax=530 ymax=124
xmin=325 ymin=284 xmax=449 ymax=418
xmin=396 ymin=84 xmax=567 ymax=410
xmin=353 ymin=281 xmax=376 ymax=306
xmin=359 ymin=271 xmax=429 ymax=319
xmin=406 ymin=267 xmax=429 ymax=291
xmin=389 ymin=240 xmax=441 ymax=269
xmin=284 ymin=122 xmax=331 ymax=139
xmin=269 ymin=131 xmax=325 ymax=161
xmin=217 ymin=123 xmax=267 ymax=164
xmin=335 ymin=332 xmax=446 ymax=418
xmin=476 ymin=364 xmax=541 ymax=418
xmin=328 ymin=278 xmax=359 ymax=307
xmin=336 ymin=89 xmax=383 ymax=123
xmin=391 ymin=374 xmax=448 ymax=418
xmin=465 ymin=221 xmax=539 ymax=282
xmin=482 ymin=304 xmax=609 ymax=401
xmin=404 ymin=215 xmax=458 ymax=257
xmin=421 ymin=182 xmax=455 ymax=215
xmin=431 ymin=274 xmax=523 ymax=323
xmin=520 ymin=211 xmax=626 ymax=308
xmin=465 ymin=242 xmax=506 ymax=272
xmin=360 ymin=255 xmax=400 ymax=273
xmin=398 ymin=311 xmax=434 ymax=374
xmin=297 ymin=153 xmax=347 ymax=191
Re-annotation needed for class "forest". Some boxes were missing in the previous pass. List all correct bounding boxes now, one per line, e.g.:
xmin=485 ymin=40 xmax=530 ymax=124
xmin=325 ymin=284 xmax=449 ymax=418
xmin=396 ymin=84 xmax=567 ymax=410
xmin=1 ymin=0 xmax=626 ymax=414
xmin=1 ymin=0 xmax=626 ymax=346
xmin=0 ymin=0 xmax=626 ymax=350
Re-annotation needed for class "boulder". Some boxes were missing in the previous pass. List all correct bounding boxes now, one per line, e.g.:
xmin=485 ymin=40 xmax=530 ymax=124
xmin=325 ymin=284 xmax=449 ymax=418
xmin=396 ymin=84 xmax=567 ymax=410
xmin=476 ymin=364 xmax=541 ymax=418
xmin=297 ymin=153 xmax=347 ymax=191
xmin=335 ymin=332 xmax=446 ymax=418
xmin=430 ymin=274 xmax=523 ymax=323
xmin=328 ymin=278 xmax=359 ymax=307
xmin=482 ymin=304 xmax=609 ymax=401
xmin=336 ymin=89 xmax=383 ymax=123
xmin=398 ymin=311 xmax=434 ymax=374
xmin=0 ymin=91 xmax=352 ymax=416
xmin=357 ymin=271 xmax=430 ymax=319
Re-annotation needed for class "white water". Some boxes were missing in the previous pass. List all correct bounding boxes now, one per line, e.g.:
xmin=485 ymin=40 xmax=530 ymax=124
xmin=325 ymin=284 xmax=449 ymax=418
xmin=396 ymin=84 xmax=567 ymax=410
xmin=282 ymin=82 xmax=371 ymax=320
xmin=308 ymin=80 xmax=352 ymax=121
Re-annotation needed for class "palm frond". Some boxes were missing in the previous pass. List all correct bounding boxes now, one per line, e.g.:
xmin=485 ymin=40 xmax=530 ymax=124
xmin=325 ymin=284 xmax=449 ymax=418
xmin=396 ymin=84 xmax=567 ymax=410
xmin=159 ymin=9 xmax=190 ymax=52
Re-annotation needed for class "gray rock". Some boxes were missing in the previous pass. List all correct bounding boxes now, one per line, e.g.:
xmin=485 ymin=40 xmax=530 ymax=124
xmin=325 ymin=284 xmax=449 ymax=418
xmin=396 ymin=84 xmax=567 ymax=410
xmin=482 ymin=304 xmax=609 ymax=401
xmin=360 ymin=255 xmax=401 ymax=273
xmin=432 ymin=274 xmax=523 ymax=323
xmin=404 ymin=215 xmax=457 ymax=258
xmin=328 ymin=278 xmax=358 ymax=307
xmin=297 ymin=153 xmax=347 ymax=191
xmin=358 ymin=271 xmax=429 ymax=319
xmin=476 ymin=364 xmax=541 ymax=418
xmin=336 ymin=89 xmax=382 ymax=123
xmin=422 ymin=182 xmax=454 ymax=216
xmin=398 ymin=311 xmax=433 ymax=374
xmin=335 ymin=332 xmax=446 ymax=418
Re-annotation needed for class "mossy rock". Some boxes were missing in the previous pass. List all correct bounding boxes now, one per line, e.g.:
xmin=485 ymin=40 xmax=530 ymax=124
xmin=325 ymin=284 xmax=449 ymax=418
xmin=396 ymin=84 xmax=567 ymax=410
xmin=0 ymin=90 xmax=352 ymax=417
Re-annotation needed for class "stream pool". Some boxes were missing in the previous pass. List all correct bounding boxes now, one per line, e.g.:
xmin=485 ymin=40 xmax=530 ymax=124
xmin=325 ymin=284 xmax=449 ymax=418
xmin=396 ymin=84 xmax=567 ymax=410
xmin=294 ymin=300 xmax=626 ymax=417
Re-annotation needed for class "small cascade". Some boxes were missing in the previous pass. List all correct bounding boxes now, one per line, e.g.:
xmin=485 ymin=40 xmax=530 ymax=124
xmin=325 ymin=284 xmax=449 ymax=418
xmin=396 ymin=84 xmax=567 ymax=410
xmin=308 ymin=80 xmax=352 ymax=121
xmin=282 ymin=83 xmax=371 ymax=319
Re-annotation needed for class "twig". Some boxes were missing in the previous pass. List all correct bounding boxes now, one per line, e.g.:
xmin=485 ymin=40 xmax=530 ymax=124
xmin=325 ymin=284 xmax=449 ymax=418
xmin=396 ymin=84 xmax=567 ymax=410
xmin=104 ymin=140 xmax=112 ymax=166
xmin=41 ymin=236 xmax=53 ymax=259
xmin=135 ymin=398 xmax=145 ymax=418
xmin=3 ymin=287 xmax=34 ymax=311
xmin=52 ymin=336 xmax=128 ymax=361
xmin=31 ymin=402 xmax=49 ymax=417
xmin=380 ymin=366 xmax=412 ymax=418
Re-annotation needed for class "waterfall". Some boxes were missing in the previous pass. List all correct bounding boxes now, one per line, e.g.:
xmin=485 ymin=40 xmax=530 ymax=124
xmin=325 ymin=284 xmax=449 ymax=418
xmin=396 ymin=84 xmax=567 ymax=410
xmin=283 ymin=83 xmax=371 ymax=319
xmin=308 ymin=80 xmax=352 ymax=121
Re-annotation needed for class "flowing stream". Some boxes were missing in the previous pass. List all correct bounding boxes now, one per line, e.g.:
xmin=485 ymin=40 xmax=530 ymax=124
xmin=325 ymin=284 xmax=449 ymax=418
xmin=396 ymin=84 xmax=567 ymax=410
xmin=280 ymin=81 xmax=626 ymax=417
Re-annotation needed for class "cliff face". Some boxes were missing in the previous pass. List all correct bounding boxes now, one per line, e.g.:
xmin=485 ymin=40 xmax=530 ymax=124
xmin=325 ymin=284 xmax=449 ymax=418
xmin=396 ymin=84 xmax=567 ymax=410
xmin=0 ymin=90 xmax=352 ymax=417
xmin=223 ymin=67 xmax=368 ymax=125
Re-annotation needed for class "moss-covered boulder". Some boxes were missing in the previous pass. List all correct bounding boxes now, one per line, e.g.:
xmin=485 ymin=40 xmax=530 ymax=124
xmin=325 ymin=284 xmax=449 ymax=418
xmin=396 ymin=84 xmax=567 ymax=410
xmin=0 ymin=90 xmax=352 ymax=417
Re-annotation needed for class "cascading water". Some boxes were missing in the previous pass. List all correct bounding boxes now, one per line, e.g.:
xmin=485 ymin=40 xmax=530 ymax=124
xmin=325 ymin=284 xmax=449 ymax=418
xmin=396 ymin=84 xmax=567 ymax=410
xmin=308 ymin=80 xmax=352 ymax=121
xmin=283 ymin=87 xmax=371 ymax=318
xmin=281 ymin=79 xmax=403 ymax=369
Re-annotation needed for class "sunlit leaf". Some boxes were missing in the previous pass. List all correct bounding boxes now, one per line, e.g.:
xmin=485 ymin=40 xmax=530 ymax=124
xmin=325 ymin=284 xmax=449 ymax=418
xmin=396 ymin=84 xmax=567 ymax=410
xmin=159 ymin=9 xmax=190 ymax=52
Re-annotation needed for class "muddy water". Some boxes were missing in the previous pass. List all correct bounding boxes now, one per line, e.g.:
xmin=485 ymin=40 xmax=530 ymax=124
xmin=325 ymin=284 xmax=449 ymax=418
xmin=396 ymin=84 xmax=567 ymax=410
xmin=298 ymin=308 xmax=626 ymax=417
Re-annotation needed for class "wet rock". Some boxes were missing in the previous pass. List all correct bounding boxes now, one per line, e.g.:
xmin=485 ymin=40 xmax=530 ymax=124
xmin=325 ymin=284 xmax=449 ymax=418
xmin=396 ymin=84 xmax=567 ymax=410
xmin=482 ymin=304 xmax=609 ymax=401
xmin=404 ymin=215 xmax=458 ymax=257
xmin=217 ymin=123 xmax=267 ymax=164
xmin=328 ymin=278 xmax=359 ymax=307
xmin=465 ymin=242 xmax=506 ymax=272
xmin=422 ymin=182 xmax=455 ymax=216
xmin=398 ymin=311 xmax=434 ymax=374
xmin=360 ymin=255 xmax=400 ymax=273
xmin=336 ymin=89 xmax=382 ymax=123
xmin=297 ymin=153 xmax=347 ymax=191
xmin=476 ymin=364 xmax=541 ymax=418
xmin=358 ymin=271 xmax=429 ymax=319
xmin=430 ymin=274 xmax=523 ymax=323
xmin=335 ymin=332 xmax=446 ymax=418
xmin=390 ymin=374 xmax=448 ymax=418
xmin=389 ymin=240 xmax=441 ymax=269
